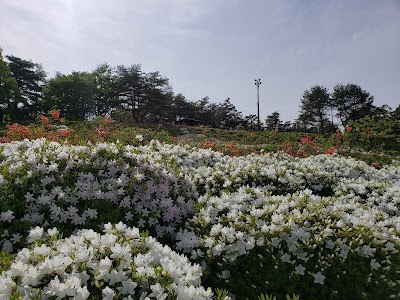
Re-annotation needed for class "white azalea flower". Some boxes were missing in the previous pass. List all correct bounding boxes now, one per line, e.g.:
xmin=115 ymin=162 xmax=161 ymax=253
xmin=47 ymin=228 xmax=59 ymax=237
xmin=313 ymin=272 xmax=325 ymax=284
xmin=27 ymin=226 xmax=44 ymax=243
xmin=121 ymin=278 xmax=137 ymax=295
xmin=102 ymin=286 xmax=115 ymax=300
xmin=0 ymin=210 xmax=14 ymax=223
xmin=370 ymin=259 xmax=381 ymax=270
xmin=295 ymin=264 xmax=305 ymax=275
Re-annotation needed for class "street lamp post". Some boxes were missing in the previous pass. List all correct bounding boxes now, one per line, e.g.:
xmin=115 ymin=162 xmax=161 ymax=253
xmin=255 ymin=79 xmax=261 ymax=131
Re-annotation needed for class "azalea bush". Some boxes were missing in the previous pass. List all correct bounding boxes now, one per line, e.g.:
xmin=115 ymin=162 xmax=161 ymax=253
xmin=0 ymin=223 xmax=215 ymax=299
xmin=0 ymin=111 xmax=175 ymax=146
xmin=330 ymin=116 xmax=399 ymax=152
xmin=277 ymin=135 xmax=322 ymax=158
xmin=0 ymin=138 xmax=399 ymax=299
xmin=175 ymin=188 xmax=400 ymax=299
xmin=0 ymin=139 xmax=198 ymax=251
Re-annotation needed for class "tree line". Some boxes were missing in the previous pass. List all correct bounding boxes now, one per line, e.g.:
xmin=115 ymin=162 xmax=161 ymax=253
xmin=1 ymin=48 xmax=399 ymax=133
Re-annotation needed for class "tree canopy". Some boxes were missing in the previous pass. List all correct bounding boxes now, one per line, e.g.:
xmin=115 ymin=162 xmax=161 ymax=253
xmin=42 ymin=72 xmax=95 ymax=120
xmin=331 ymin=83 xmax=375 ymax=127
xmin=6 ymin=55 xmax=46 ymax=119
xmin=0 ymin=49 xmax=19 ymax=120
xmin=298 ymin=85 xmax=331 ymax=134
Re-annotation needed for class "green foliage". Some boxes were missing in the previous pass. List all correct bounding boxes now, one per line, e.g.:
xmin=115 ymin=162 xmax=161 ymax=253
xmin=331 ymin=83 xmax=374 ymax=127
xmin=42 ymin=72 xmax=95 ymax=120
xmin=331 ymin=115 xmax=399 ymax=151
xmin=215 ymin=288 xmax=230 ymax=300
xmin=0 ymin=51 xmax=19 ymax=121
xmin=253 ymin=293 xmax=301 ymax=300
xmin=6 ymin=55 xmax=46 ymax=119
xmin=286 ymin=294 xmax=301 ymax=300
xmin=391 ymin=104 xmax=400 ymax=134
xmin=115 ymin=64 xmax=173 ymax=123
xmin=298 ymin=85 xmax=331 ymax=134
xmin=91 ymin=63 xmax=120 ymax=116
xmin=258 ymin=294 xmax=277 ymax=300
xmin=0 ymin=251 xmax=14 ymax=273
xmin=265 ymin=111 xmax=282 ymax=131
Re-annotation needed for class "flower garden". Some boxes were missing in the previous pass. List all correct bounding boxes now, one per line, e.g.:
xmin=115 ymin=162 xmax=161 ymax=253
xmin=0 ymin=117 xmax=399 ymax=299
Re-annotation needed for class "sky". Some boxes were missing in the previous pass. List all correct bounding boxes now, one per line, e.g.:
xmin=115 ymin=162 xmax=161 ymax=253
xmin=1 ymin=0 xmax=399 ymax=122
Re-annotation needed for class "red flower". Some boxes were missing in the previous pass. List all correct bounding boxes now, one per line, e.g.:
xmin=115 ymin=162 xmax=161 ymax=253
xmin=40 ymin=115 xmax=49 ymax=123
xmin=325 ymin=146 xmax=336 ymax=155
xmin=346 ymin=127 xmax=352 ymax=133
xmin=51 ymin=111 xmax=60 ymax=119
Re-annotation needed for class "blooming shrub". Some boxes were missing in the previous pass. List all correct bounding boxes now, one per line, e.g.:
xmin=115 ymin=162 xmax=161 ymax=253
xmin=0 ymin=139 xmax=197 ymax=251
xmin=277 ymin=136 xmax=321 ymax=158
xmin=1 ymin=139 xmax=399 ymax=299
xmin=0 ymin=223 xmax=214 ymax=299
xmin=330 ymin=116 xmax=399 ymax=152
xmin=175 ymin=187 xmax=400 ymax=299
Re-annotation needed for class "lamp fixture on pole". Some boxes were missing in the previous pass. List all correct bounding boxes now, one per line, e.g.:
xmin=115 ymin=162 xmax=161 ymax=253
xmin=254 ymin=79 xmax=261 ymax=131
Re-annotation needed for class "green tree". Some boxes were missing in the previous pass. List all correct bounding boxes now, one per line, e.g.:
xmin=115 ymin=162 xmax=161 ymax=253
xmin=331 ymin=83 xmax=375 ymax=127
xmin=115 ymin=64 xmax=144 ymax=122
xmin=218 ymin=98 xmax=242 ymax=129
xmin=142 ymin=71 xmax=173 ymax=123
xmin=243 ymin=114 xmax=258 ymax=130
xmin=372 ymin=104 xmax=392 ymax=119
xmin=42 ymin=72 xmax=95 ymax=120
xmin=193 ymin=96 xmax=211 ymax=121
xmin=265 ymin=111 xmax=282 ymax=131
xmin=0 ymin=48 xmax=19 ymax=120
xmin=391 ymin=104 xmax=400 ymax=134
xmin=116 ymin=65 xmax=171 ymax=123
xmin=170 ymin=93 xmax=197 ymax=122
xmin=91 ymin=64 xmax=119 ymax=116
xmin=298 ymin=85 xmax=331 ymax=134
xmin=281 ymin=121 xmax=293 ymax=132
xmin=6 ymin=55 xmax=46 ymax=119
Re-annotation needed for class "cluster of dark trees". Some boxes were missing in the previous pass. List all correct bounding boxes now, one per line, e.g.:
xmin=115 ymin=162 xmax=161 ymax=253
xmin=0 ymin=50 xmax=255 ymax=129
xmin=295 ymin=84 xmax=400 ymax=134
xmin=261 ymin=85 xmax=399 ymax=134
xmin=1 ymin=48 xmax=399 ymax=133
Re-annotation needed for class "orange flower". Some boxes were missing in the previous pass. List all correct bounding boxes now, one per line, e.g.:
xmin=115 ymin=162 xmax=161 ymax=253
xmin=58 ymin=130 xmax=70 ymax=137
xmin=325 ymin=146 xmax=336 ymax=155
xmin=346 ymin=127 xmax=352 ymax=133
xmin=40 ymin=115 xmax=49 ymax=123
xmin=367 ymin=133 xmax=372 ymax=139
xmin=51 ymin=110 xmax=60 ymax=119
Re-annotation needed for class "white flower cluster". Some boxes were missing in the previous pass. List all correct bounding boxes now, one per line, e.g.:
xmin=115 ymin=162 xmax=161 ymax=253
xmin=176 ymin=187 xmax=399 ymax=292
xmin=0 ymin=139 xmax=198 ymax=250
xmin=0 ymin=222 xmax=213 ymax=299
xmin=142 ymin=142 xmax=400 ymax=202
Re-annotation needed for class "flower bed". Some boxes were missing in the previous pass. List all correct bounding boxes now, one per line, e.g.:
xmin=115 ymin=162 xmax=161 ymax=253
xmin=0 ymin=139 xmax=399 ymax=299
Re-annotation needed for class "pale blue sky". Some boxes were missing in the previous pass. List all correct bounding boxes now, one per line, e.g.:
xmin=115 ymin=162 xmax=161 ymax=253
xmin=1 ymin=0 xmax=399 ymax=122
